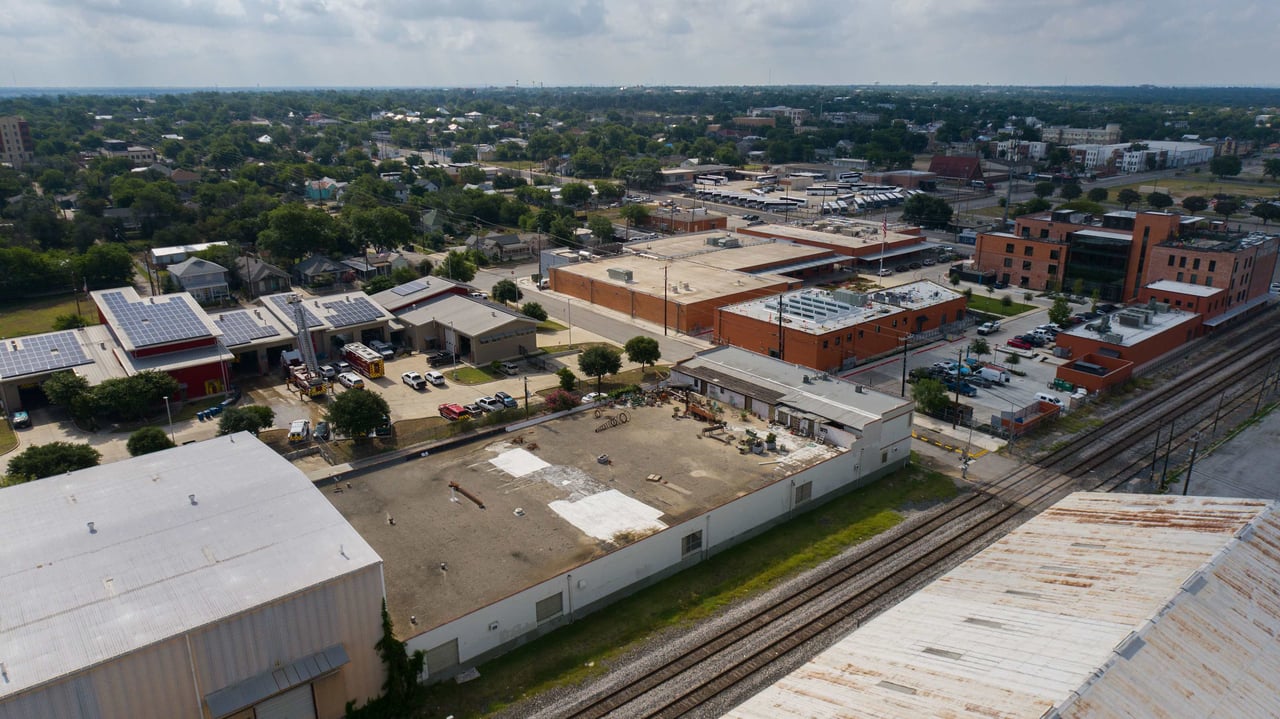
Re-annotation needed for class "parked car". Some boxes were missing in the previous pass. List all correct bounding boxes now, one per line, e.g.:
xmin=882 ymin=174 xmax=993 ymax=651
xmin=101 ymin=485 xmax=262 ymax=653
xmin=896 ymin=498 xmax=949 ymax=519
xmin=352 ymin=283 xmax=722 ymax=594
xmin=894 ymin=264 xmax=910 ymax=272
xmin=462 ymin=402 xmax=485 ymax=416
xmin=314 ymin=421 xmax=331 ymax=441
xmin=976 ymin=321 xmax=1001 ymax=335
xmin=470 ymin=291 xmax=487 ymax=299
xmin=992 ymin=280 xmax=1010 ymax=290
xmin=581 ymin=391 xmax=607 ymax=404
xmin=877 ymin=268 xmax=893 ymax=277
xmin=944 ymin=379 xmax=978 ymax=397
xmin=1007 ymin=337 xmax=1033 ymax=350
xmin=337 ymin=372 xmax=364 ymax=389
xmin=476 ymin=396 xmax=505 ymax=412
xmin=317 ymin=363 xmax=337 ymax=379
xmin=401 ymin=371 xmax=427 ymax=390
xmin=498 ymin=362 xmax=519 ymax=376
xmin=922 ymin=258 xmax=937 ymax=266
xmin=369 ymin=340 xmax=395 ymax=359
xmin=439 ymin=403 xmax=470 ymax=421
xmin=1017 ymin=334 xmax=1046 ymax=348
xmin=11 ymin=410 xmax=30 ymax=429
xmin=424 ymin=370 xmax=446 ymax=386
xmin=494 ymin=391 xmax=518 ymax=408
xmin=908 ymin=261 xmax=922 ymax=269
xmin=742 ymin=214 xmax=760 ymax=221
xmin=335 ymin=360 xmax=352 ymax=373
xmin=427 ymin=351 xmax=455 ymax=367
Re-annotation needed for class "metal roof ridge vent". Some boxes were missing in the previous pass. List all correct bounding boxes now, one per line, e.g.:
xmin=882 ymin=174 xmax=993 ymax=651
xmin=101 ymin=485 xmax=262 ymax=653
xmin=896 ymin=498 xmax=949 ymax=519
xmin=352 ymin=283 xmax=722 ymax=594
xmin=189 ymin=494 xmax=198 ymax=506
xmin=876 ymin=680 xmax=917 ymax=695
xmin=87 ymin=521 xmax=97 ymax=534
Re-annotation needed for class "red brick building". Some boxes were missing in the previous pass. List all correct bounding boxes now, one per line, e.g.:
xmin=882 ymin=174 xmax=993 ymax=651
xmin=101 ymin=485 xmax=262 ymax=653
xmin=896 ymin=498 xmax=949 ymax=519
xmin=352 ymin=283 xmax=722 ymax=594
xmin=1054 ymin=304 xmax=1203 ymax=393
xmin=714 ymin=282 xmax=967 ymax=373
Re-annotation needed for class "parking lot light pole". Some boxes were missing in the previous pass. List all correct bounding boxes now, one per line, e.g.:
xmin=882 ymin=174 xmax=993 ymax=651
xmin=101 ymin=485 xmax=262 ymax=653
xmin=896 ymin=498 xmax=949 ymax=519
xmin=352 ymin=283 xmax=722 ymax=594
xmin=164 ymin=396 xmax=175 ymax=444
xmin=1182 ymin=432 xmax=1201 ymax=496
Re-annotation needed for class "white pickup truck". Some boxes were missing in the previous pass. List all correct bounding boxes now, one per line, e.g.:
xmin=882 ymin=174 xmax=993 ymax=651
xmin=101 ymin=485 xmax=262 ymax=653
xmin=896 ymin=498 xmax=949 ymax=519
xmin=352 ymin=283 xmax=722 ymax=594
xmin=976 ymin=320 xmax=1001 ymax=335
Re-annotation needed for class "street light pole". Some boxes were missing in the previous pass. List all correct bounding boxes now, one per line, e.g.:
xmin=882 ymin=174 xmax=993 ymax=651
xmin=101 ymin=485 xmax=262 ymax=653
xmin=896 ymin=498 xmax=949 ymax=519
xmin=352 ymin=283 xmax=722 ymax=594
xmin=163 ymin=396 xmax=175 ymax=444
xmin=1182 ymin=432 xmax=1201 ymax=496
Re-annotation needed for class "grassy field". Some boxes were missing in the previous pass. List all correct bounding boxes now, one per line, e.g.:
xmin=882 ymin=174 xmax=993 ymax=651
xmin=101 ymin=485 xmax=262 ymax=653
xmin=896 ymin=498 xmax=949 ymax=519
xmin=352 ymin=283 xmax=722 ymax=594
xmin=1110 ymin=176 xmax=1280 ymax=201
xmin=966 ymin=294 xmax=1037 ymax=317
xmin=0 ymin=420 xmax=17 ymax=455
xmin=0 ymin=295 xmax=99 ymax=338
xmin=415 ymin=458 xmax=960 ymax=718
xmin=536 ymin=319 xmax=568 ymax=332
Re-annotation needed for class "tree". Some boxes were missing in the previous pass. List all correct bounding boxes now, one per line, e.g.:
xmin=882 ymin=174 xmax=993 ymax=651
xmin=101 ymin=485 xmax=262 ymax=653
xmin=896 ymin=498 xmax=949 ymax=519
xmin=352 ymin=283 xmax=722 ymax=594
xmin=1252 ymin=203 xmax=1280 ymax=226
xmin=1147 ymin=192 xmax=1173 ymax=209
xmin=217 ymin=405 xmax=275 ymax=435
xmin=618 ymin=203 xmax=650 ymax=237
xmin=347 ymin=207 xmax=413 ymax=252
xmin=1182 ymin=195 xmax=1209 ymax=213
xmin=450 ymin=144 xmax=477 ymax=163
xmin=1263 ymin=158 xmax=1280 ymax=183
xmin=521 ymin=301 xmax=548 ymax=321
xmin=1048 ymin=296 xmax=1073 ymax=327
xmin=1033 ymin=181 xmax=1056 ymax=198
xmin=911 ymin=378 xmax=948 ymax=416
xmin=43 ymin=371 xmax=91 ymax=409
xmin=326 ymin=389 xmax=391 ymax=441
xmin=491 ymin=279 xmax=521 ymax=303
xmin=578 ymin=345 xmax=622 ymax=391
xmin=257 ymin=203 xmax=340 ymax=262
xmin=588 ymin=215 xmax=615 ymax=244
xmin=559 ymin=182 xmax=593 ymax=207
xmin=556 ymin=367 xmax=577 ymax=392
xmin=544 ymin=388 xmax=579 ymax=412
xmin=434 ymin=250 xmax=477 ymax=283
xmin=1214 ymin=199 xmax=1239 ymax=220
xmin=900 ymin=194 xmax=954 ymax=229
xmin=363 ymin=275 xmax=396 ymax=294
xmin=5 ymin=441 xmax=101 ymax=483
xmin=92 ymin=371 xmax=179 ymax=421
xmin=1072 ymin=278 xmax=1085 ymax=297
xmin=1090 ymin=288 xmax=1102 ymax=312
xmin=968 ymin=337 xmax=990 ymax=362
xmin=624 ymin=335 xmax=661 ymax=369
xmin=1087 ymin=187 xmax=1109 ymax=203
xmin=593 ymin=180 xmax=624 ymax=203
xmin=1209 ymin=155 xmax=1242 ymax=180
xmin=78 ymin=243 xmax=134 ymax=290
xmin=1117 ymin=188 xmax=1141 ymax=209
xmin=1059 ymin=183 xmax=1083 ymax=201
xmin=127 ymin=426 xmax=175 ymax=456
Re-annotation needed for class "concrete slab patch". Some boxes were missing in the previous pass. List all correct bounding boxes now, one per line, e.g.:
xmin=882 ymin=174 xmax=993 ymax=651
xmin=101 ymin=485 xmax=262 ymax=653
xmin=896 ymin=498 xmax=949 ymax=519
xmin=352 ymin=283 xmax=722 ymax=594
xmin=489 ymin=448 xmax=550 ymax=477
xmin=549 ymin=489 xmax=667 ymax=541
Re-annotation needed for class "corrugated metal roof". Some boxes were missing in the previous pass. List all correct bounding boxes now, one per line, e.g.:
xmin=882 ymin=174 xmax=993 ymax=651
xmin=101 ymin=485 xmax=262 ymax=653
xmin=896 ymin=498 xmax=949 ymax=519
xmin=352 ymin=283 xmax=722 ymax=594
xmin=204 ymin=644 xmax=349 ymax=717
xmin=0 ymin=435 xmax=381 ymax=700
xmin=396 ymin=294 xmax=538 ymax=336
xmin=725 ymin=493 xmax=1277 ymax=719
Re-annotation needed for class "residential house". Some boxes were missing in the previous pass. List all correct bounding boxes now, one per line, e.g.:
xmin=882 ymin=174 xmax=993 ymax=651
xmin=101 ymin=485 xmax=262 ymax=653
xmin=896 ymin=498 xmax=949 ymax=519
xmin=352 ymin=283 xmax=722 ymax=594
xmin=305 ymin=177 xmax=348 ymax=201
xmin=170 ymin=169 xmax=201 ymax=186
xmin=234 ymin=256 xmax=292 ymax=298
xmin=293 ymin=255 xmax=349 ymax=287
xmin=168 ymin=257 xmax=230 ymax=303
xmin=465 ymin=233 xmax=533 ymax=261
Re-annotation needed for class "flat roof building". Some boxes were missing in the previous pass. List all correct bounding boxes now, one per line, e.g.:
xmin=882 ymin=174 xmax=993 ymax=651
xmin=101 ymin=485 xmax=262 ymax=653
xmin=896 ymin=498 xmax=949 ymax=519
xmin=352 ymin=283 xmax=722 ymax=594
xmin=727 ymin=492 xmax=1280 ymax=719
xmin=0 ymin=435 xmax=385 ymax=719
xmin=1054 ymin=300 xmax=1202 ymax=393
xmin=330 ymin=347 xmax=912 ymax=682
xmin=715 ymin=281 xmax=967 ymax=373
xmin=738 ymin=221 xmax=932 ymax=268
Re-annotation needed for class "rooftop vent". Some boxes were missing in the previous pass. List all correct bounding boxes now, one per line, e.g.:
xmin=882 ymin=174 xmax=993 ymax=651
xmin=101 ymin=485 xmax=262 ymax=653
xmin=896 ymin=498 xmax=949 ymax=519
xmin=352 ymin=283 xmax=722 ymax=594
xmin=87 ymin=521 xmax=97 ymax=534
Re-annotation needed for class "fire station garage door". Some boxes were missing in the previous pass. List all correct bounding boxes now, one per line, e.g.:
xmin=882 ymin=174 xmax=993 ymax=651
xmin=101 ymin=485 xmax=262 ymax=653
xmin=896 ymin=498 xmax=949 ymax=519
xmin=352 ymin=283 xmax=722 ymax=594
xmin=254 ymin=685 xmax=315 ymax=719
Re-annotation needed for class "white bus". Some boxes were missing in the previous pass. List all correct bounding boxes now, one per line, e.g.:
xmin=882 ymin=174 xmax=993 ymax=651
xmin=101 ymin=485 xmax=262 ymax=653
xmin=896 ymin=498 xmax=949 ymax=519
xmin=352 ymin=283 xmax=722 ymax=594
xmin=755 ymin=174 xmax=778 ymax=185
xmin=837 ymin=171 xmax=863 ymax=182
xmin=696 ymin=174 xmax=729 ymax=186
xmin=806 ymin=186 xmax=840 ymax=196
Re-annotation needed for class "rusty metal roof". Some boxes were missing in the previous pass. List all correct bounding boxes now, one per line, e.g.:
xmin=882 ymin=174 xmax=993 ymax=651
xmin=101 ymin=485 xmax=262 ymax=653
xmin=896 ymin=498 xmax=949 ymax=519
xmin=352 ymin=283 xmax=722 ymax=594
xmin=725 ymin=493 xmax=1278 ymax=719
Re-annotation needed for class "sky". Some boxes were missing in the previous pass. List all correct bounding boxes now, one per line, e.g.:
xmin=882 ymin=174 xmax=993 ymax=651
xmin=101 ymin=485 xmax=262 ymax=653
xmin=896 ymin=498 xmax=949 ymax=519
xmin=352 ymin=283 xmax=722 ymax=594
xmin=3 ymin=0 xmax=1278 ymax=89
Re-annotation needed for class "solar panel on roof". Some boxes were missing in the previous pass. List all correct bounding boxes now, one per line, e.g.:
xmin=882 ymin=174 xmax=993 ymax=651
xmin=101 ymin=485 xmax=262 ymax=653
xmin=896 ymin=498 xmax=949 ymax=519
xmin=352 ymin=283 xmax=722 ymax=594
xmin=390 ymin=278 xmax=431 ymax=296
xmin=267 ymin=295 xmax=323 ymax=331
xmin=321 ymin=297 xmax=384 ymax=328
xmin=213 ymin=311 xmax=281 ymax=347
xmin=0 ymin=331 xmax=93 ymax=379
xmin=101 ymin=291 xmax=212 ymax=348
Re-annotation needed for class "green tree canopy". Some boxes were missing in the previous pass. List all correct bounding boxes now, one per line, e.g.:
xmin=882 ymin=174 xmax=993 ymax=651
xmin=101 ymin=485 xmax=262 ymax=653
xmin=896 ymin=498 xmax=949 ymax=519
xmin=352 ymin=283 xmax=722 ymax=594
xmin=900 ymin=194 xmax=954 ymax=229
xmin=588 ymin=215 xmax=615 ymax=243
xmin=1250 ymin=202 xmax=1280 ymax=225
xmin=257 ymin=203 xmax=341 ymax=262
xmin=78 ymin=243 xmax=135 ymax=290
xmin=1086 ymin=187 xmax=1109 ymax=203
xmin=911 ymin=378 xmax=948 ymax=416
xmin=217 ymin=405 xmax=275 ymax=435
xmin=1263 ymin=158 xmax=1280 ymax=183
xmin=1058 ymin=183 xmax=1082 ymax=201
xmin=1116 ymin=188 xmax=1141 ymax=209
xmin=968 ymin=337 xmax=990 ymax=360
xmin=326 ymin=389 xmax=391 ymax=441
xmin=127 ymin=426 xmax=175 ymax=456
xmin=5 ymin=442 xmax=101 ymax=483
xmin=521 ymin=301 xmax=548 ymax=321
xmin=1209 ymin=155 xmax=1243 ymax=179
xmin=1048 ymin=296 xmax=1074 ymax=327
xmin=624 ymin=335 xmax=661 ymax=368
xmin=1147 ymin=192 xmax=1173 ymax=209
xmin=559 ymin=182 xmax=593 ymax=207
xmin=363 ymin=275 xmax=396 ymax=294
xmin=491 ymin=279 xmax=521 ymax=303
xmin=1214 ymin=199 xmax=1239 ymax=218
xmin=43 ymin=371 xmax=91 ymax=408
xmin=1033 ymin=181 xmax=1057 ymax=198
xmin=347 ymin=207 xmax=413 ymax=252
xmin=1181 ymin=195 xmax=1209 ymax=213
xmin=619 ymin=203 xmax=650 ymax=234
xmin=578 ymin=345 xmax=622 ymax=391
xmin=434 ymin=250 xmax=477 ymax=283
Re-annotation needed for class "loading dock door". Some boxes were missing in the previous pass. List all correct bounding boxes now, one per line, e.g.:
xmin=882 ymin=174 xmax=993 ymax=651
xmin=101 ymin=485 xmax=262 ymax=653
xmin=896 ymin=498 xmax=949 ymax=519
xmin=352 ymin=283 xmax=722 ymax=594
xmin=254 ymin=685 xmax=315 ymax=719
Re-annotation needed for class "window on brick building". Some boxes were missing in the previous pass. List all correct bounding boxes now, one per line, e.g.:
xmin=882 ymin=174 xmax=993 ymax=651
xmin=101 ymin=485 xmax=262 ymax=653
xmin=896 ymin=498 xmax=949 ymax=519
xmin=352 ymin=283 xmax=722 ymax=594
xmin=1022 ymin=261 xmax=1032 ymax=270
xmin=1005 ymin=243 xmax=1015 ymax=253
xmin=1003 ymin=258 xmax=1013 ymax=267
xmin=1179 ymin=256 xmax=1187 ymax=268
xmin=1039 ymin=229 xmax=1049 ymax=239
xmin=1209 ymin=260 xmax=1216 ymax=272
xmin=1024 ymin=246 xmax=1034 ymax=256
xmin=1193 ymin=258 xmax=1201 ymax=270
xmin=1050 ymin=250 xmax=1060 ymax=260
xmin=1168 ymin=255 xmax=1175 ymax=266
xmin=1048 ymin=265 xmax=1058 ymax=275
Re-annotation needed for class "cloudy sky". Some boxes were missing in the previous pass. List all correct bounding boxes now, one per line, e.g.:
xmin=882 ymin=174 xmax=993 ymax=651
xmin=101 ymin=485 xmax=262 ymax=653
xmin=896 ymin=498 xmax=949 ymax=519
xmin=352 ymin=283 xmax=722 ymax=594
xmin=3 ymin=0 xmax=1277 ymax=88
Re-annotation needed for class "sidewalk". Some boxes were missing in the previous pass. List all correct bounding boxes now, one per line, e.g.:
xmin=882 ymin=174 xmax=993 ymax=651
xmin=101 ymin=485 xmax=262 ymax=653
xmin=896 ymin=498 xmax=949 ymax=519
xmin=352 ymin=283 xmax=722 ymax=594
xmin=912 ymin=412 xmax=1004 ymax=458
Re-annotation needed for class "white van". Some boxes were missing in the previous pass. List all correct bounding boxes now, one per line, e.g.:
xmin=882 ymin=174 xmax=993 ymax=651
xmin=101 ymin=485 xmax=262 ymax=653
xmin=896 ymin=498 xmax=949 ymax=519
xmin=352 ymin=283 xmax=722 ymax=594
xmin=976 ymin=366 xmax=1010 ymax=384
xmin=1036 ymin=392 xmax=1065 ymax=408
xmin=287 ymin=419 xmax=310 ymax=442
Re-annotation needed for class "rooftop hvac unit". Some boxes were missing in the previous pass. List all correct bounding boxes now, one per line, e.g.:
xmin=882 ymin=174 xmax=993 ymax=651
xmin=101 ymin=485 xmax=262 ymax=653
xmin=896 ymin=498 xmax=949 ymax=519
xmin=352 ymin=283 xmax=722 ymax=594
xmin=722 ymin=237 xmax=740 ymax=248
xmin=1103 ymin=332 xmax=1125 ymax=344
xmin=606 ymin=268 xmax=633 ymax=282
xmin=1117 ymin=314 xmax=1143 ymax=328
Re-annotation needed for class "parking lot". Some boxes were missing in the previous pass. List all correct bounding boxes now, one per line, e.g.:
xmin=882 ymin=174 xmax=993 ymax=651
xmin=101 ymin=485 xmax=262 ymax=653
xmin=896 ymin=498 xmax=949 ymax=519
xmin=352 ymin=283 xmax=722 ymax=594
xmin=843 ymin=291 xmax=1075 ymax=424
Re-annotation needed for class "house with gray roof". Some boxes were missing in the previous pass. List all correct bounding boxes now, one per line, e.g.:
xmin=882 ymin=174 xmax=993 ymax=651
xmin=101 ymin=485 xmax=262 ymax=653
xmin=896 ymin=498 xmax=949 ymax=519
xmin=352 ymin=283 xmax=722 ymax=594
xmin=167 ymin=257 xmax=230 ymax=303
xmin=233 ymin=256 xmax=291 ymax=298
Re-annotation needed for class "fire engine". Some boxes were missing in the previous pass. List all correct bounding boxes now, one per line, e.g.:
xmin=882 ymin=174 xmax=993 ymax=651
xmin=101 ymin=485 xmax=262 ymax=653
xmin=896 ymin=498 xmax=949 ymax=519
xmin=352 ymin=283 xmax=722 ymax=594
xmin=343 ymin=342 xmax=385 ymax=379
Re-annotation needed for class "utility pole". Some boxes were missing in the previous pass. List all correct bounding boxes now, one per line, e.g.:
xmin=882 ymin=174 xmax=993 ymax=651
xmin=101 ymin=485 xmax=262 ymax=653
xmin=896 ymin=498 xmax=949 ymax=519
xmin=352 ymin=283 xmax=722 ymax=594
xmin=523 ymin=376 xmax=530 ymax=419
xmin=1182 ymin=433 xmax=1201 ymax=496
xmin=951 ymin=347 xmax=962 ymax=428
xmin=663 ymin=265 xmax=669 ymax=336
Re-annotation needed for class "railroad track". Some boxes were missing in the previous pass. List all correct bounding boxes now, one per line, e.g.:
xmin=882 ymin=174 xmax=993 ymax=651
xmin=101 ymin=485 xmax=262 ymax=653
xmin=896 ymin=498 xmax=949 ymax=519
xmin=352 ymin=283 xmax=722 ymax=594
xmin=555 ymin=317 xmax=1280 ymax=719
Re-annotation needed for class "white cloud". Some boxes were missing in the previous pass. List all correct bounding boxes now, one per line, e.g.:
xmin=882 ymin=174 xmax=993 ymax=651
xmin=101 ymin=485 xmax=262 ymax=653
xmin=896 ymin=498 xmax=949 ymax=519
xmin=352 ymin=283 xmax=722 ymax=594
xmin=4 ymin=0 xmax=1280 ymax=87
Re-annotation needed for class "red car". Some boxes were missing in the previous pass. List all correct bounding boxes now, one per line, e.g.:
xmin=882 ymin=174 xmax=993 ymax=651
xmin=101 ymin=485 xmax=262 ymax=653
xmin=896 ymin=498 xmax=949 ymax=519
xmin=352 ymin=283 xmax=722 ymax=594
xmin=1007 ymin=337 xmax=1032 ymax=350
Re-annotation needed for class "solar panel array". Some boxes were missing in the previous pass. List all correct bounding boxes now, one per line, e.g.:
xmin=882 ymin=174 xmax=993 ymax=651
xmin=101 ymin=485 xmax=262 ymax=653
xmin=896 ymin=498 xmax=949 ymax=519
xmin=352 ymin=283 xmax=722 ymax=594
xmin=322 ymin=296 xmax=385 ymax=328
xmin=213 ymin=311 xmax=281 ymax=347
xmin=102 ymin=291 xmax=211 ymax=348
xmin=390 ymin=278 xmax=432 ymax=296
xmin=0 ymin=331 xmax=93 ymax=379
xmin=267 ymin=295 xmax=323 ymax=331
